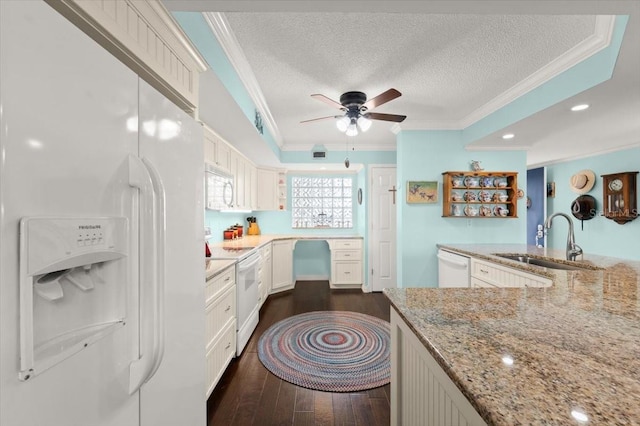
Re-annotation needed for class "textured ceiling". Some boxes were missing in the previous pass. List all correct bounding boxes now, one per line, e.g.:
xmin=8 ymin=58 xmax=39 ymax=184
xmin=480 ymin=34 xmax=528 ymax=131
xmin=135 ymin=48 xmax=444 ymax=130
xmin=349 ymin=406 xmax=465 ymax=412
xmin=165 ymin=1 xmax=640 ymax=167
xmin=225 ymin=13 xmax=596 ymax=128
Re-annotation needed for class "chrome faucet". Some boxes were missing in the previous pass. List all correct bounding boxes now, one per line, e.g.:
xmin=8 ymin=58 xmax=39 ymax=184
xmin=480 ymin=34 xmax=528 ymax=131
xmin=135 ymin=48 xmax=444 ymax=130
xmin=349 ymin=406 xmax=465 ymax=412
xmin=544 ymin=212 xmax=583 ymax=261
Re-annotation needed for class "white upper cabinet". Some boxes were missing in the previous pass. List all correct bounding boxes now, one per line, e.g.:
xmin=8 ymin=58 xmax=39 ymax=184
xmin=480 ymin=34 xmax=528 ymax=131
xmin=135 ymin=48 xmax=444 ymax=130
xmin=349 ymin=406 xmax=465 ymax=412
xmin=48 ymin=0 xmax=207 ymax=113
xmin=203 ymin=125 xmax=231 ymax=173
xmin=233 ymin=152 xmax=245 ymax=209
xmin=246 ymin=163 xmax=257 ymax=211
xmin=256 ymin=169 xmax=278 ymax=211
xmin=216 ymin=142 xmax=231 ymax=173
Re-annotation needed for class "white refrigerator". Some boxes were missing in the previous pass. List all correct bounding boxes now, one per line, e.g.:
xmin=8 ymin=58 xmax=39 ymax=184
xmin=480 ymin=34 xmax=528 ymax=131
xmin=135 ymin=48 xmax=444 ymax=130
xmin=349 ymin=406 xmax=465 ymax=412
xmin=0 ymin=2 xmax=206 ymax=425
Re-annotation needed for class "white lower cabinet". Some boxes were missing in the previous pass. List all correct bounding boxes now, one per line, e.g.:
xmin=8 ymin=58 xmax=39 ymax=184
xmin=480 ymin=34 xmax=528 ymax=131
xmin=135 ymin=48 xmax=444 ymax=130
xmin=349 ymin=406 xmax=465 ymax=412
xmin=205 ymin=320 xmax=235 ymax=398
xmin=391 ymin=308 xmax=487 ymax=426
xmin=329 ymin=239 xmax=363 ymax=287
xmin=470 ymin=258 xmax=551 ymax=288
xmin=258 ymin=243 xmax=272 ymax=307
xmin=470 ymin=277 xmax=497 ymax=288
xmin=271 ymin=239 xmax=294 ymax=293
xmin=205 ymin=264 xmax=236 ymax=398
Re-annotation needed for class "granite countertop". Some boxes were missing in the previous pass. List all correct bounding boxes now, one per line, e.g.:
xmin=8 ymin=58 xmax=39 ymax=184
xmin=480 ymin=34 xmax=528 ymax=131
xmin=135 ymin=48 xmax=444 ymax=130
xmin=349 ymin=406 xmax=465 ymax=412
xmin=205 ymin=258 xmax=236 ymax=280
xmin=385 ymin=244 xmax=640 ymax=426
xmin=210 ymin=234 xmax=362 ymax=250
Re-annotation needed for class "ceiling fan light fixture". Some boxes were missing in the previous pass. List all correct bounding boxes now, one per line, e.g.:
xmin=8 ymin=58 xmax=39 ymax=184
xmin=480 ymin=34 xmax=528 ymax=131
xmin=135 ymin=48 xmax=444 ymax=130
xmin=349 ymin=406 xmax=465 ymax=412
xmin=357 ymin=115 xmax=372 ymax=132
xmin=336 ymin=116 xmax=350 ymax=132
xmin=345 ymin=123 xmax=358 ymax=137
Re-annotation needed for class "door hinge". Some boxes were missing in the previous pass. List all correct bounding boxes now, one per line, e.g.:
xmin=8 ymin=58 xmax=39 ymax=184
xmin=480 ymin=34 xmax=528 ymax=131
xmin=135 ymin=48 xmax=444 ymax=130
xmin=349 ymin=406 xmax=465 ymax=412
xmin=371 ymin=268 xmax=374 ymax=276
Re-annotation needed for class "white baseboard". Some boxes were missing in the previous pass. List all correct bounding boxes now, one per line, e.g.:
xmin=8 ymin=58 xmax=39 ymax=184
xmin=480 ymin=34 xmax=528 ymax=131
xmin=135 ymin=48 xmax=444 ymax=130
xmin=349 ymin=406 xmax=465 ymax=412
xmin=295 ymin=274 xmax=330 ymax=281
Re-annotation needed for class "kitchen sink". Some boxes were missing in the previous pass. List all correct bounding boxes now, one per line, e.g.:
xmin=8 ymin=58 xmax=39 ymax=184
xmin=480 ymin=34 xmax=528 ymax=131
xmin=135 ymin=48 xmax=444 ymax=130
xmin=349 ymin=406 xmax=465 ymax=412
xmin=493 ymin=254 xmax=595 ymax=271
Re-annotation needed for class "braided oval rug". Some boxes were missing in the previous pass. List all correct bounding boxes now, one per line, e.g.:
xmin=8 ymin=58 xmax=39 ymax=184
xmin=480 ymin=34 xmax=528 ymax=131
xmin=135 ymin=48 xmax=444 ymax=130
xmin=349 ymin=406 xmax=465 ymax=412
xmin=257 ymin=311 xmax=390 ymax=392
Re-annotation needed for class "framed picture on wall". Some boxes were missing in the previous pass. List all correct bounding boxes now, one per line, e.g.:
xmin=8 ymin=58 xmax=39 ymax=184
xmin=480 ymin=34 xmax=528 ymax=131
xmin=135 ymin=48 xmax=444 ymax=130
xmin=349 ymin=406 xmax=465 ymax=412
xmin=407 ymin=181 xmax=438 ymax=204
xmin=547 ymin=182 xmax=556 ymax=198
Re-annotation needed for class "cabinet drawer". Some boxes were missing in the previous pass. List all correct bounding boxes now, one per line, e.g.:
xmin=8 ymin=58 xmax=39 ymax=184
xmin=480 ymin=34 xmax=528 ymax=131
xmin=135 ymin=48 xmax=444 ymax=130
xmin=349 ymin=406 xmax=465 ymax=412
xmin=470 ymin=277 xmax=497 ymax=288
xmin=332 ymin=239 xmax=362 ymax=250
xmin=205 ymin=320 xmax=236 ymax=398
xmin=259 ymin=244 xmax=272 ymax=258
xmin=333 ymin=261 xmax=362 ymax=285
xmin=471 ymin=258 xmax=551 ymax=288
xmin=205 ymin=285 xmax=235 ymax=349
xmin=205 ymin=265 xmax=235 ymax=305
xmin=333 ymin=249 xmax=361 ymax=261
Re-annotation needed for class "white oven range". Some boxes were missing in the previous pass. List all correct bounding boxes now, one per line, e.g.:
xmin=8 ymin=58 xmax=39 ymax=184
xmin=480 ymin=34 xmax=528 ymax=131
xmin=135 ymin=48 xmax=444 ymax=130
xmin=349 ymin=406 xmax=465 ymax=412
xmin=210 ymin=247 xmax=260 ymax=355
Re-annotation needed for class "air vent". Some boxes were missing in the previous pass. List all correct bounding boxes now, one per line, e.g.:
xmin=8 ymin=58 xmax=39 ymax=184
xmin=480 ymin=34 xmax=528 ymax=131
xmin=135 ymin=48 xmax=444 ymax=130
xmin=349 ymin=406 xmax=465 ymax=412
xmin=313 ymin=151 xmax=326 ymax=159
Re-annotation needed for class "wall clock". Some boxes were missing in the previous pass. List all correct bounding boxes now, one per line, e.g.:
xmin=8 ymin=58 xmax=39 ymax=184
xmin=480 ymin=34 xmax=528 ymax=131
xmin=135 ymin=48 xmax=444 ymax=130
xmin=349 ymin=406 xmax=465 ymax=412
xmin=601 ymin=171 xmax=638 ymax=224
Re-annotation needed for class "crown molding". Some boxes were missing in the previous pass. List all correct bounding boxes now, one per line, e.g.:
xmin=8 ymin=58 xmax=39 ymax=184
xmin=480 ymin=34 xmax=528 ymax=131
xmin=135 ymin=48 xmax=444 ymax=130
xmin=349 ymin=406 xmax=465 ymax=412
xmin=281 ymin=142 xmax=397 ymax=152
xmin=458 ymin=15 xmax=616 ymax=129
xmin=527 ymin=141 xmax=640 ymax=169
xmin=202 ymin=11 xmax=283 ymax=146
xmin=465 ymin=144 xmax=531 ymax=151
xmin=202 ymin=12 xmax=614 ymax=145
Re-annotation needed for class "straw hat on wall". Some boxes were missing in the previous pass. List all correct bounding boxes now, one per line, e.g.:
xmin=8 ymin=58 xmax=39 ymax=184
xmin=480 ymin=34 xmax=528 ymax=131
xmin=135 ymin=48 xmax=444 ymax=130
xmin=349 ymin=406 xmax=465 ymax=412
xmin=569 ymin=170 xmax=596 ymax=194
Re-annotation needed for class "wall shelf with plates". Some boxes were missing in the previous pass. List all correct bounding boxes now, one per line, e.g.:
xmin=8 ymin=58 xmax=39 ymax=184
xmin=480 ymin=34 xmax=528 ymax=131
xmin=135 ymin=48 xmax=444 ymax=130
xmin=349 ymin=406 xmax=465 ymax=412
xmin=441 ymin=171 xmax=518 ymax=218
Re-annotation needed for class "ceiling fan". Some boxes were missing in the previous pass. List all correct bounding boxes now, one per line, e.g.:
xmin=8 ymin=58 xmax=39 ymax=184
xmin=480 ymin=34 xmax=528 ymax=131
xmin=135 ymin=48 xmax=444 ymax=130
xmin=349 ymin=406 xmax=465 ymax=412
xmin=301 ymin=88 xmax=407 ymax=136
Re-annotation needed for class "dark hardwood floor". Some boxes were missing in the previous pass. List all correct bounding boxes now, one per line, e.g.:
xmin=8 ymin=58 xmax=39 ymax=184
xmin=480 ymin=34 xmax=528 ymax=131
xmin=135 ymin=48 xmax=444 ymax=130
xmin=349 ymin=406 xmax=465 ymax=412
xmin=207 ymin=280 xmax=392 ymax=426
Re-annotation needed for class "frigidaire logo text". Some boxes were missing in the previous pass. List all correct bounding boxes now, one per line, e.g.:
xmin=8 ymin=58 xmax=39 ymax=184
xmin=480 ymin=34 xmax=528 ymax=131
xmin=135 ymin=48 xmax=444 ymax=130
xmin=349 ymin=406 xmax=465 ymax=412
xmin=79 ymin=225 xmax=102 ymax=230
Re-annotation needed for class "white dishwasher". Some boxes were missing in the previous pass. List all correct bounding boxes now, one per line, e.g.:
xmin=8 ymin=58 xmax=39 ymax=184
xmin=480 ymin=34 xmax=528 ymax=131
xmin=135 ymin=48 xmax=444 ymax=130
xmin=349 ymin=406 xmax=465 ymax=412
xmin=437 ymin=249 xmax=470 ymax=287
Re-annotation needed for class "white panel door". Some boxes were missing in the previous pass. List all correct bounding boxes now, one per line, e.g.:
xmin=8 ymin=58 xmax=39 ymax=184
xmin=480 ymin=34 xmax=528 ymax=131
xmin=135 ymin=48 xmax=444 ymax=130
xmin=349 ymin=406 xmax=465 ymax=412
xmin=370 ymin=166 xmax=397 ymax=292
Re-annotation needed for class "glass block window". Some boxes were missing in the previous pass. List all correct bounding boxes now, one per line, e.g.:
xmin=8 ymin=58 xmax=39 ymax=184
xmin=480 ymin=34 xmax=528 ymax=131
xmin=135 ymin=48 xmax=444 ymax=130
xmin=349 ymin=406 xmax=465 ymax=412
xmin=291 ymin=177 xmax=353 ymax=228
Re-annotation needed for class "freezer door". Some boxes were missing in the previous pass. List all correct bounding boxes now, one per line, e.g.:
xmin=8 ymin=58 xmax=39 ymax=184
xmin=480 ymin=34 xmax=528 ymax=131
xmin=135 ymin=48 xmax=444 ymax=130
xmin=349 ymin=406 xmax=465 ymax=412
xmin=1 ymin=2 xmax=140 ymax=426
xmin=137 ymin=79 xmax=206 ymax=426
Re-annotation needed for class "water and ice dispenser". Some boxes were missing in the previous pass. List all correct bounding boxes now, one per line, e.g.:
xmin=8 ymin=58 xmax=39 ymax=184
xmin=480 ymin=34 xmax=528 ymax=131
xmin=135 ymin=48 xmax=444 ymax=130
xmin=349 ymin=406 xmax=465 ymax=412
xmin=19 ymin=217 xmax=128 ymax=380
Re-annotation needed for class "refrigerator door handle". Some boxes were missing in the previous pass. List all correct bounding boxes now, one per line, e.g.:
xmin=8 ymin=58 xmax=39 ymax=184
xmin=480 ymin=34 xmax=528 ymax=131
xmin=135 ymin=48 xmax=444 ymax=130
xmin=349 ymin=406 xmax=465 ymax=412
xmin=127 ymin=155 xmax=165 ymax=394
xmin=141 ymin=157 xmax=166 ymax=380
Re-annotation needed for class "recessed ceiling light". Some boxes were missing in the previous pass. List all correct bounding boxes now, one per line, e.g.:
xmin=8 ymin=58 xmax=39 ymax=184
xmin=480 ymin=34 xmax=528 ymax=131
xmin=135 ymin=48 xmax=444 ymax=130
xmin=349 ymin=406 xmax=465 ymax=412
xmin=571 ymin=104 xmax=589 ymax=112
xmin=502 ymin=133 xmax=515 ymax=140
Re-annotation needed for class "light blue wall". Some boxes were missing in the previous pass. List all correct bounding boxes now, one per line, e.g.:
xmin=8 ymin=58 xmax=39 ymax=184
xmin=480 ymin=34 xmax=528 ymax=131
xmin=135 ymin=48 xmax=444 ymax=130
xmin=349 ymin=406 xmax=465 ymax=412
xmin=545 ymin=147 xmax=640 ymax=260
xmin=172 ymin=12 xmax=281 ymax=156
xmin=177 ymin=12 xmax=632 ymax=285
xmin=293 ymin=240 xmax=331 ymax=280
xmin=397 ymin=130 xmax=528 ymax=287
xmin=462 ymin=16 xmax=628 ymax=143
xmin=204 ymin=210 xmax=247 ymax=243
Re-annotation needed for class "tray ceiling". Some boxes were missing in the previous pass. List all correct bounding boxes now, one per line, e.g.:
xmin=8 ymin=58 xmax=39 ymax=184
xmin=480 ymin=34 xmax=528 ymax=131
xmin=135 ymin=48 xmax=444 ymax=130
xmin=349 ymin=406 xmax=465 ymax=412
xmin=164 ymin=1 xmax=640 ymax=167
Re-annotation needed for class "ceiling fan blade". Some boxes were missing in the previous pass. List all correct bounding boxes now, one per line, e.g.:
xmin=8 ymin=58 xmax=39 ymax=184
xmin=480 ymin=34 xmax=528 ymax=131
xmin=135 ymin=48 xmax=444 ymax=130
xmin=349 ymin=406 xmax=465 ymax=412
xmin=362 ymin=88 xmax=401 ymax=110
xmin=310 ymin=94 xmax=344 ymax=110
xmin=366 ymin=112 xmax=407 ymax=123
xmin=300 ymin=115 xmax=340 ymax=124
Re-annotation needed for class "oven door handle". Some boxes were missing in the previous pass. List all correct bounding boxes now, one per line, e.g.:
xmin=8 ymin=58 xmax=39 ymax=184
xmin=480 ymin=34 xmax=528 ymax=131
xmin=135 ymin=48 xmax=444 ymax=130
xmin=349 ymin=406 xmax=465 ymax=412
xmin=238 ymin=253 xmax=260 ymax=272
